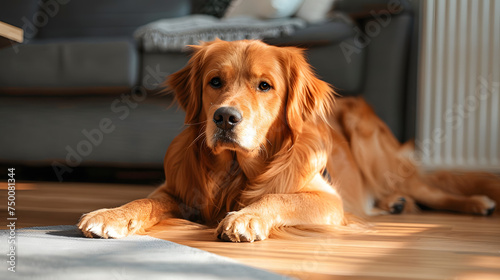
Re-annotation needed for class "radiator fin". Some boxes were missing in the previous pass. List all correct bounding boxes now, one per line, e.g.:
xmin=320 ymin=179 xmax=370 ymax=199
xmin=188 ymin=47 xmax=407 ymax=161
xmin=417 ymin=0 xmax=500 ymax=171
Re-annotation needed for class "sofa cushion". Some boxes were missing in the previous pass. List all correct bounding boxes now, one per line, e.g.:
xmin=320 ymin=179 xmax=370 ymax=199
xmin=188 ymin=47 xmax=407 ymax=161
xmin=224 ymin=0 xmax=303 ymax=19
xmin=305 ymin=42 xmax=365 ymax=95
xmin=191 ymin=0 xmax=233 ymax=18
xmin=0 ymin=38 xmax=138 ymax=93
xmin=335 ymin=0 xmax=412 ymax=17
xmin=141 ymin=52 xmax=189 ymax=91
xmin=263 ymin=19 xmax=354 ymax=47
xmin=134 ymin=15 xmax=305 ymax=52
xmin=0 ymin=0 xmax=38 ymax=29
xmin=263 ymin=19 xmax=364 ymax=94
xmin=295 ymin=0 xmax=336 ymax=23
xmin=35 ymin=0 xmax=191 ymax=39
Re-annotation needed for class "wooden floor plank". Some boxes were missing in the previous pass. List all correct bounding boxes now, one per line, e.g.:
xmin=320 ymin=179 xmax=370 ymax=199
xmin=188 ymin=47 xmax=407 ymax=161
xmin=1 ymin=181 xmax=499 ymax=279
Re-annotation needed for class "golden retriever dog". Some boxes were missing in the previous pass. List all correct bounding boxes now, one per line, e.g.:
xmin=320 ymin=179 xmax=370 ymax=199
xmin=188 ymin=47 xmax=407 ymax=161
xmin=78 ymin=39 xmax=498 ymax=242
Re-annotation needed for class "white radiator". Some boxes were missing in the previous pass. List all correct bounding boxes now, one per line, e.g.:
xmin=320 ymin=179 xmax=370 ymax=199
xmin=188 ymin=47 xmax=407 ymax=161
xmin=417 ymin=0 xmax=500 ymax=172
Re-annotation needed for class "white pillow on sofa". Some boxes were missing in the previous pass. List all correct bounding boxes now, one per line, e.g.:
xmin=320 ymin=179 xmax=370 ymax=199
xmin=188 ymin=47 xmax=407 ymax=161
xmin=224 ymin=0 xmax=303 ymax=19
xmin=296 ymin=0 xmax=336 ymax=23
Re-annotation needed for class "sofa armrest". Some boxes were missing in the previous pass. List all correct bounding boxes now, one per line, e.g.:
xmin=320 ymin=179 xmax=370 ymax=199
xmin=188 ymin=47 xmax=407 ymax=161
xmin=335 ymin=0 xmax=412 ymax=18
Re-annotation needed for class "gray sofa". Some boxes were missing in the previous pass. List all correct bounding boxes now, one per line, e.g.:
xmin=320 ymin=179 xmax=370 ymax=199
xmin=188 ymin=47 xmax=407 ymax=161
xmin=0 ymin=0 xmax=415 ymax=182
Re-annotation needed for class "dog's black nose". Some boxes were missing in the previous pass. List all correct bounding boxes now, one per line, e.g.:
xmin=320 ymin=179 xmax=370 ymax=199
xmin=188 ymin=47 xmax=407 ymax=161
xmin=213 ymin=107 xmax=242 ymax=130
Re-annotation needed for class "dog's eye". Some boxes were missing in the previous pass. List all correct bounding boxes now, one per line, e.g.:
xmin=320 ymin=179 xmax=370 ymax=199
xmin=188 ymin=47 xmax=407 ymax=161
xmin=258 ymin=82 xmax=272 ymax=92
xmin=209 ymin=77 xmax=222 ymax=89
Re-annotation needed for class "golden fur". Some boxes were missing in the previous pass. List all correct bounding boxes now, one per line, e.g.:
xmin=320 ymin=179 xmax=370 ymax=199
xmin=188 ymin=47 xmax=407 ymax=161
xmin=78 ymin=40 xmax=498 ymax=241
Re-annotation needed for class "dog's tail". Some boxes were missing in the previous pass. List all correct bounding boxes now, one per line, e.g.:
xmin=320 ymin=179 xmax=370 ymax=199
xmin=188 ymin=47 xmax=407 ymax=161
xmin=421 ymin=170 xmax=500 ymax=214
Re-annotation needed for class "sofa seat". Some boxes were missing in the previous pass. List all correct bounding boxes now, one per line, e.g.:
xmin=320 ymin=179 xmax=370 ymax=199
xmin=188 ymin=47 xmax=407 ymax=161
xmin=0 ymin=95 xmax=185 ymax=168
xmin=0 ymin=38 xmax=138 ymax=93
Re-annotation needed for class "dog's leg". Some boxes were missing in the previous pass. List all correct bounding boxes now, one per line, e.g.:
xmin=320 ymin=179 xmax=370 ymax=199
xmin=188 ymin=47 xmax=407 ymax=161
xmin=78 ymin=187 xmax=179 ymax=238
xmin=376 ymin=194 xmax=418 ymax=214
xmin=216 ymin=174 xmax=345 ymax=242
xmin=407 ymin=181 xmax=496 ymax=216
xmin=424 ymin=171 xmax=500 ymax=213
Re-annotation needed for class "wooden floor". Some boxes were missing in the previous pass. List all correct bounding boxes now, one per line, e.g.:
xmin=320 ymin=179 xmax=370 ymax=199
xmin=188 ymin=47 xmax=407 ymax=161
xmin=2 ymin=181 xmax=500 ymax=279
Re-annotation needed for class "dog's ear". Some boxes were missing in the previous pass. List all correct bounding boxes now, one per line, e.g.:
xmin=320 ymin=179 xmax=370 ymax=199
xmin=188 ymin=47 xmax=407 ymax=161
xmin=282 ymin=47 xmax=336 ymax=142
xmin=167 ymin=44 xmax=205 ymax=124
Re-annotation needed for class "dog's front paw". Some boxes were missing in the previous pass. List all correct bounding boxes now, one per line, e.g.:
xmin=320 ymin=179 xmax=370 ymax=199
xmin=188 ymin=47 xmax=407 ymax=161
xmin=78 ymin=208 xmax=143 ymax=238
xmin=216 ymin=212 xmax=271 ymax=242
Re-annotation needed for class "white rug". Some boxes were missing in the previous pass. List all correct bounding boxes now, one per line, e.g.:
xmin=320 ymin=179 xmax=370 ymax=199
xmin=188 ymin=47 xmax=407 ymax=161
xmin=0 ymin=226 xmax=289 ymax=280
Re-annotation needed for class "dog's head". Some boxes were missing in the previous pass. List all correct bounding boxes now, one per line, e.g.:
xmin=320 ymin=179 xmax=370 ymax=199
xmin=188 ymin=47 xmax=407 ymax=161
xmin=168 ymin=39 xmax=335 ymax=156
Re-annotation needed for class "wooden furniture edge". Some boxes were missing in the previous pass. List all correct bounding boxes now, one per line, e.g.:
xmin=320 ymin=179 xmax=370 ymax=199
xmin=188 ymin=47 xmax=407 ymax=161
xmin=0 ymin=21 xmax=24 ymax=43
